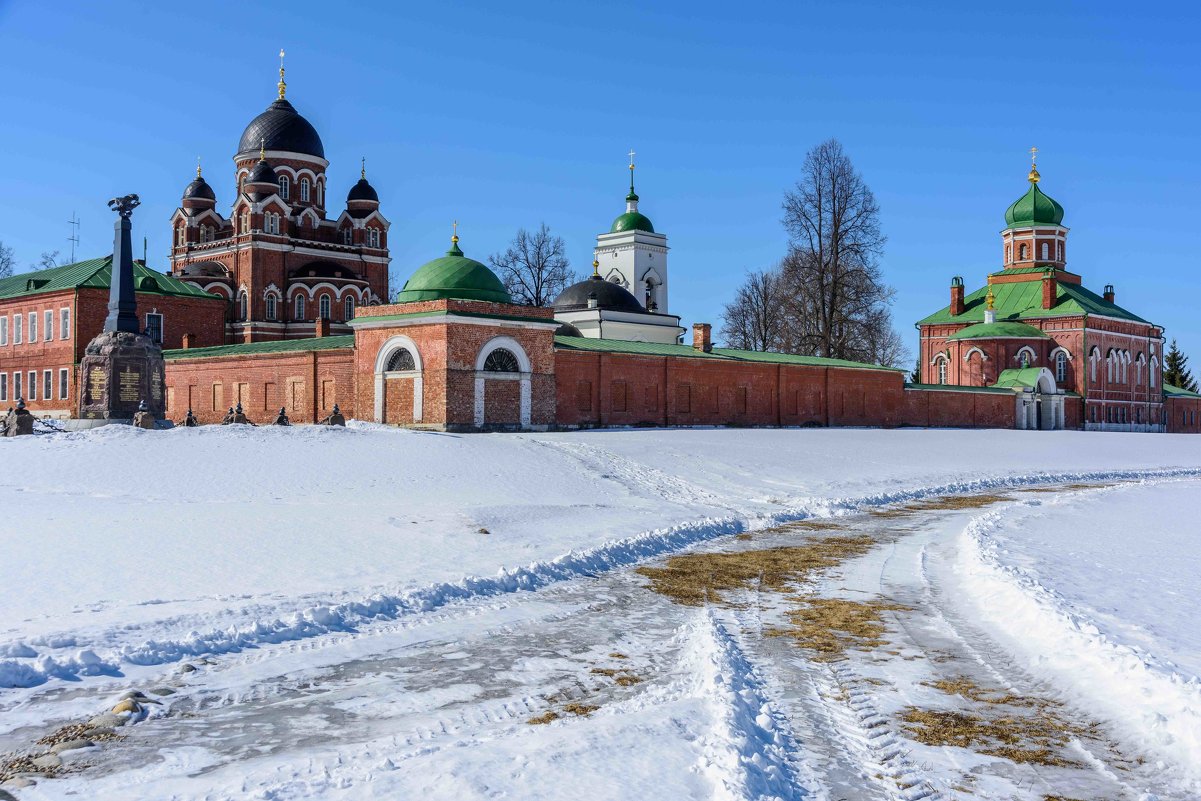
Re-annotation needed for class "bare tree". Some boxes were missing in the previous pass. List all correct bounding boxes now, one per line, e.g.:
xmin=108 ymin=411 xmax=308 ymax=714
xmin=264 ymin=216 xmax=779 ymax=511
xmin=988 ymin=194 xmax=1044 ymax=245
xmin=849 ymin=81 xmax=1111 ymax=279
xmin=488 ymin=224 xmax=577 ymax=306
xmin=0 ymin=241 xmax=14 ymax=278
xmin=34 ymin=250 xmax=63 ymax=270
xmin=720 ymin=267 xmax=788 ymax=351
xmin=780 ymin=139 xmax=905 ymax=363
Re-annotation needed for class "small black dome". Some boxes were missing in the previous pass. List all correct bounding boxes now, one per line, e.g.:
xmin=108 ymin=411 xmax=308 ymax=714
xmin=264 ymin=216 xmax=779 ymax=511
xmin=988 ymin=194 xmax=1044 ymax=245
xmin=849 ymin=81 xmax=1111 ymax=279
xmin=238 ymin=98 xmax=325 ymax=159
xmin=247 ymin=159 xmax=278 ymax=185
xmin=555 ymin=322 xmax=584 ymax=337
xmin=183 ymin=175 xmax=216 ymax=201
xmin=553 ymin=275 xmax=645 ymax=313
xmin=347 ymin=177 xmax=379 ymax=203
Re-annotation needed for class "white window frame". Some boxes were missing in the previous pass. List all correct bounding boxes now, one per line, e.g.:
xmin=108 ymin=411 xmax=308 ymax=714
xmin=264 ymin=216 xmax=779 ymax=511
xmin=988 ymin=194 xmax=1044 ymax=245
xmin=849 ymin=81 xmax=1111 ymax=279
xmin=278 ymin=175 xmax=290 ymax=199
xmin=319 ymin=294 xmax=331 ymax=320
xmin=238 ymin=291 xmax=248 ymax=322
xmin=367 ymin=228 xmax=380 ymax=247
xmin=295 ymin=294 xmax=305 ymax=320
xmin=58 ymin=368 xmax=68 ymax=400
xmin=1041 ymin=242 xmax=1049 ymax=260
xmin=146 ymin=312 xmax=164 ymax=344
xmin=28 ymin=312 xmax=36 ymax=343
xmin=14 ymin=314 xmax=22 ymax=344
xmin=1055 ymin=351 xmax=1067 ymax=383
xmin=60 ymin=308 xmax=70 ymax=340
xmin=266 ymin=294 xmax=278 ymax=321
xmin=300 ymin=178 xmax=310 ymax=202
xmin=344 ymin=295 xmax=355 ymax=321
xmin=0 ymin=316 xmax=7 ymax=346
xmin=42 ymin=369 xmax=51 ymax=401
xmin=12 ymin=372 xmax=20 ymax=402
xmin=27 ymin=370 xmax=36 ymax=401
xmin=44 ymin=310 xmax=53 ymax=341
xmin=177 ymin=226 xmax=186 ymax=246
xmin=241 ymin=211 xmax=250 ymax=233
xmin=0 ymin=372 xmax=6 ymax=401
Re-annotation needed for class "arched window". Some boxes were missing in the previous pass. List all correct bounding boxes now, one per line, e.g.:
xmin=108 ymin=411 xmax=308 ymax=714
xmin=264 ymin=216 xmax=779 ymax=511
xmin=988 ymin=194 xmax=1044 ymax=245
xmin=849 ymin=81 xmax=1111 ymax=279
xmin=1057 ymin=242 xmax=1063 ymax=261
xmin=177 ymin=226 xmax=186 ymax=246
xmin=319 ymin=294 xmax=331 ymax=320
xmin=1005 ymin=245 xmax=1011 ymax=263
xmin=279 ymin=175 xmax=290 ymax=199
xmin=344 ymin=295 xmax=355 ymax=321
xmin=1019 ymin=243 xmax=1028 ymax=260
xmin=295 ymin=294 xmax=306 ymax=320
xmin=316 ymin=183 xmax=323 ymax=206
xmin=935 ymin=356 xmax=948 ymax=385
xmin=367 ymin=228 xmax=380 ymax=248
xmin=385 ymin=348 xmax=416 ymax=372
xmin=1055 ymin=351 xmax=1068 ymax=383
xmin=1106 ymin=352 xmax=1113 ymax=383
xmin=1041 ymin=242 xmax=1049 ymax=260
xmin=1150 ymin=356 xmax=1159 ymax=389
xmin=237 ymin=291 xmax=248 ymax=322
xmin=266 ymin=294 xmax=278 ymax=321
xmin=264 ymin=213 xmax=278 ymax=235
xmin=1089 ymin=348 xmax=1099 ymax=383
xmin=1020 ymin=351 xmax=1030 ymax=368
xmin=341 ymin=228 xmax=353 ymax=245
xmin=300 ymin=178 xmax=310 ymax=202
xmin=241 ymin=211 xmax=250 ymax=233
xmin=483 ymin=348 xmax=520 ymax=373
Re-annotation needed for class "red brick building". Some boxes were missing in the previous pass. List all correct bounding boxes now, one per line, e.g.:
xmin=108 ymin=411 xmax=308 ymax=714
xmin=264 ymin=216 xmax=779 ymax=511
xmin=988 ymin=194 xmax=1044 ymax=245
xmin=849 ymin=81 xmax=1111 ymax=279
xmin=917 ymin=160 xmax=1168 ymax=431
xmin=167 ymin=64 xmax=389 ymax=344
xmin=0 ymin=256 xmax=222 ymax=417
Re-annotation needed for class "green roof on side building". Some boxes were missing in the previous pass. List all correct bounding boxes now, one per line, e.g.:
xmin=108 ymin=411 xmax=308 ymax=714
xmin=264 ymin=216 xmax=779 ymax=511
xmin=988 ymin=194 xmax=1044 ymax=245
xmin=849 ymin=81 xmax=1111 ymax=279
xmin=992 ymin=367 xmax=1046 ymax=388
xmin=163 ymin=335 xmax=354 ymax=361
xmin=553 ymin=337 xmax=899 ymax=371
xmin=0 ymin=256 xmax=220 ymax=302
xmin=946 ymin=321 xmax=1049 ymax=340
xmin=1164 ymin=383 xmax=1201 ymax=399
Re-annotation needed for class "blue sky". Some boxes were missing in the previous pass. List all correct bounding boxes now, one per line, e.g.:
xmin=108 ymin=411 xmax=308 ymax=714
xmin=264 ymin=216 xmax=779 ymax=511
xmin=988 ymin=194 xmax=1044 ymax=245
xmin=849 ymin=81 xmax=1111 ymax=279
xmin=1 ymin=1 xmax=1198 ymax=360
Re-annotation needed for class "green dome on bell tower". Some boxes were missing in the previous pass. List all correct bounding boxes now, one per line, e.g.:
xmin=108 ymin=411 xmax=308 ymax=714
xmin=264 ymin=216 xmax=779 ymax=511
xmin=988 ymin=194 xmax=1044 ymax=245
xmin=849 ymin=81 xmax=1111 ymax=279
xmin=1004 ymin=155 xmax=1065 ymax=228
xmin=610 ymin=155 xmax=655 ymax=233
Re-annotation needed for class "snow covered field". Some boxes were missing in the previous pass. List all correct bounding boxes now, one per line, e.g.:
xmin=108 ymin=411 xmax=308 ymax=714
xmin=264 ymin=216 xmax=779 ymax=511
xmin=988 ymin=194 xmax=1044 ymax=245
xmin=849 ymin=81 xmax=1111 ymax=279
xmin=2 ymin=425 xmax=1200 ymax=799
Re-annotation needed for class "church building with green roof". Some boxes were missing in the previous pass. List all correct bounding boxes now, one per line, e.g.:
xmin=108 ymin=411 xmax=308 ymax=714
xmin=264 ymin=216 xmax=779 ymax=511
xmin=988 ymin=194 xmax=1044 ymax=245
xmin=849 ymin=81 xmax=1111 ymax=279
xmin=916 ymin=156 xmax=1167 ymax=431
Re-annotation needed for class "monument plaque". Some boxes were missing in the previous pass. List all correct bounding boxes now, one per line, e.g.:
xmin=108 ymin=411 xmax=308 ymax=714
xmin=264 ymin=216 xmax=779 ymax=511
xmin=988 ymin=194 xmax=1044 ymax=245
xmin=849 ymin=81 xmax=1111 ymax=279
xmin=76 ymin=194 xmax=167 ymax=424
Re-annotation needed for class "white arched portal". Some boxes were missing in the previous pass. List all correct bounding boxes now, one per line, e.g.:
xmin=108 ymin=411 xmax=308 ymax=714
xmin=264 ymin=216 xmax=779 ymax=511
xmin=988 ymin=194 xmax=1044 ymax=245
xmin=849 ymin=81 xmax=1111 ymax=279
xmin=474 ymin=335 xmax=532 ymax=428
xmin=373 ymin=335 xmax=424 ymax=424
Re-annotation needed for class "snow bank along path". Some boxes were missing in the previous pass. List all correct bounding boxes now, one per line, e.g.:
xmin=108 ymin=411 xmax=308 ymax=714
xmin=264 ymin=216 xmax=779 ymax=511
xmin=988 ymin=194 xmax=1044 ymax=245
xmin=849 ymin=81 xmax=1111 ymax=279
xmin=5 ymin=462 xmax=1201 ymax=691
xmin=957 ymin=481 xmax=1201 ymax=792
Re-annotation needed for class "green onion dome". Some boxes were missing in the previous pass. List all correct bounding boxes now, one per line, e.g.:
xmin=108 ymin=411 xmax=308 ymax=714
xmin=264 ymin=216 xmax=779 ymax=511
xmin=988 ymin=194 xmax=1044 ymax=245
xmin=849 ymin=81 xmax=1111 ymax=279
xmin=395 ymin=237 xmax=512 ymax=304
xmin=1004 ymin=167 xmax=1064 ymax=228
xmin=610 ymin=211 xmax=655 ymax=233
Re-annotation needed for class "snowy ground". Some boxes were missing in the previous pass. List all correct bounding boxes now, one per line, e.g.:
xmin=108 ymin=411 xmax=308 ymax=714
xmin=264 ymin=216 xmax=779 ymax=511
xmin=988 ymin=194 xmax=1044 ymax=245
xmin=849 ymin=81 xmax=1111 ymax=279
xmin=1 ymin=425 xmax=1200 ymax=799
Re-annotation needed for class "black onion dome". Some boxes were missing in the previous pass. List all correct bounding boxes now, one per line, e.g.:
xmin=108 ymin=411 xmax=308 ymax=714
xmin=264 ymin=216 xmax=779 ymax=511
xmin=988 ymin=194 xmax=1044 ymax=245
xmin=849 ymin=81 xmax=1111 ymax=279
xmin=183 ymin=175 xmax=216 ymax=201
xmin=247 ymin=159 xmax=278 ymax=185
xmin=347 ymin=177 xmax=379 ymax=203
xmin=237 ymin=98 xmax=325 ymax=159
xmin=553 ymin=275 xmax=645 ymax=313
xmin=555 ymin=322 xmax=584 ymax=337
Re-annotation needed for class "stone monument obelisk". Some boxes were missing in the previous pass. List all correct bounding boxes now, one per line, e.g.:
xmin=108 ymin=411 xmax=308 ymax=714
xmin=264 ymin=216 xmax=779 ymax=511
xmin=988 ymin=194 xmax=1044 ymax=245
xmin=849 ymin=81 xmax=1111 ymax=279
xmin=77 ymin=195 xmax=166 ymax=423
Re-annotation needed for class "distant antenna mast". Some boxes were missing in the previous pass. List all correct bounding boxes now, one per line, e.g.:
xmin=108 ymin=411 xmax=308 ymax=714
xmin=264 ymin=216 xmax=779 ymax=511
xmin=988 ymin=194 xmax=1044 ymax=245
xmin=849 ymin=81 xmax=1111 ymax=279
xmin=67 ymin=212 xmax=80 ymax=262
xmin=143 ymin=237 xmax=148 ymax=266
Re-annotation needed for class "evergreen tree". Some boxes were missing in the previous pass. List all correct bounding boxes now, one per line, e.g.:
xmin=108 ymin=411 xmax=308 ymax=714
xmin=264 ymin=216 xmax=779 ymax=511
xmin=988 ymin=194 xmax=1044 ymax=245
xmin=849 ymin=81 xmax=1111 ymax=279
xmin=1163 ymin=339 xmax=1198 ymax=392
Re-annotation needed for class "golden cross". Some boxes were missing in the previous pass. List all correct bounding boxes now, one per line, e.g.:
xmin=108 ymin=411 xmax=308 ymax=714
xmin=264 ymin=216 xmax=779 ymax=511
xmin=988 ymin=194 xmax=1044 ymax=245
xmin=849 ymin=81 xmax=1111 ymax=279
xmin=1029 ymin=146 xmax=1038 ymax=166
xmin=280 ymin=49 xmax=286 ymax=68
xmin=452 ymin=220 xmax=459 ymax=240
xmin=628 ymin=149 xmax=636 ymax=168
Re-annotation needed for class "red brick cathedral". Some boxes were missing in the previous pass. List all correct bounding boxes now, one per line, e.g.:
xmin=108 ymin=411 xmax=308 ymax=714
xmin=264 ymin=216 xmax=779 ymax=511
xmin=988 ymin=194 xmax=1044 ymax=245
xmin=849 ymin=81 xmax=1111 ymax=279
xmin=1 ymin=67 xmax=1199 ymax=433
xmin=916 ymin=155 xmax=1171 ymax=431
xmin=168 ymin=57 xmax=389 ymax=344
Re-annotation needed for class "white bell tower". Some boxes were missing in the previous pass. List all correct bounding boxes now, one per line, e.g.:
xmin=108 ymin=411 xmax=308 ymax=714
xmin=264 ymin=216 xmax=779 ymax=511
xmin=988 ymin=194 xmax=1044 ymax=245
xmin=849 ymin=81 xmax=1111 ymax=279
xmin=594 ymin=151 xmax=671 ymax=313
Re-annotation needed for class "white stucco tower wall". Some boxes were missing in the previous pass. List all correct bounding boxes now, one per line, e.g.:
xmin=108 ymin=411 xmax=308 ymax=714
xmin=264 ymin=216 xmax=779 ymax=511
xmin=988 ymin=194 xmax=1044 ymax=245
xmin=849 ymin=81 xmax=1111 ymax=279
xmin=594 ymin=161 xmax=671 ymax=313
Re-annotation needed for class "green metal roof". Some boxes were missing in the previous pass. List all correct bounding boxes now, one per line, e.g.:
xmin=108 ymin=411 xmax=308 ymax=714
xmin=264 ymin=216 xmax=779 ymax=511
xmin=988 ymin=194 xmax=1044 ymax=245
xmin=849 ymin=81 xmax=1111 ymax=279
xmin=992 ymin=367 xmax=1045 ymax=388
xmin=0 ymin=256 xmax=220 ymax=302
xmin=555 ymin=335 xmax=725 ymax=359
xmin=918 ymin=276 xmax=1150 ymax=326
xmin=946 ymin=321 xmax=1049 ymax=340
xmin=610 ymin=211 xmax=654 ymax=233
xmin=1004 ymin=182 xmax=1065 ymax=228
xmin=712 ymin=347 xmax=900 ymax=372
xmin=1164 ymin=383 xmax=1201 ymax=399
xmin=552 ymin=337 xmax=898 ymax=371
xmin=351 ymin=309 xmax=554 ymax=326
xmin=395 ymin=242 xmax=512 ymax=304
xmin=163 ymin=335 xmax=354 ymax=361
xmin=905 ymin=382 xmax=1016 ymax=395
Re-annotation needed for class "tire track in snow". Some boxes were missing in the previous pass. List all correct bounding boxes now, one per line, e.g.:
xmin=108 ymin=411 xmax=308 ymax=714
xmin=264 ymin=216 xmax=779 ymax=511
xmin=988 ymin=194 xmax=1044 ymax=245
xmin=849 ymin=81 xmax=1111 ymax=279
xmin=5 ymin=466 xmax=1201 ymax=690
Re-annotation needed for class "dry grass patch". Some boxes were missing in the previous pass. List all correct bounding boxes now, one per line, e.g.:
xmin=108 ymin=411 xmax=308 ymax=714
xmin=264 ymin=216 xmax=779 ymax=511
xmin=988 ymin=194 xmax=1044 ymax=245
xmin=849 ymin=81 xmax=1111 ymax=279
xmin=636 ymin=535 xmax=876 ymax=606
xmin=608 ymin=652 xmax=627 ymax=659
xmin=783 ymin=520 xmax=847 ymax=531
xmin=735 ymin=533 xmax=753 ymax=541
xmin=905 ymin=494 xmax=1011 ymax=511
xmin=900 ymin=706 xmax=1084 ymax=767
xmin=563 ymin=703 xmax=599 ymax=716
xmin=868 ymin=507 xmax=913 ymax=519
xmin=526 ymin=711 xmax=559 ymax=725
xmin=767 ymin=596 xmax=910 ymax=661
xmin=926 ymin=676 xmax=1033 ymax=707
xmin=614 ymin=674 xmax=643 ymax=687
